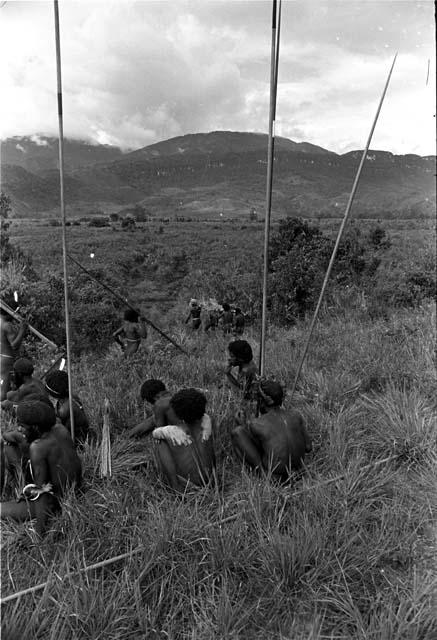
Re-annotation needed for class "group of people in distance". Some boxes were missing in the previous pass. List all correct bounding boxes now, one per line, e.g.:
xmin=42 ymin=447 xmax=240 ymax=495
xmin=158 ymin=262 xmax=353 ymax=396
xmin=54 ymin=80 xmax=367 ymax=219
xmin=186 ymin=299 xmax=246 ymax=335
xmin=1 ymin=302 xmax=311 ymax=537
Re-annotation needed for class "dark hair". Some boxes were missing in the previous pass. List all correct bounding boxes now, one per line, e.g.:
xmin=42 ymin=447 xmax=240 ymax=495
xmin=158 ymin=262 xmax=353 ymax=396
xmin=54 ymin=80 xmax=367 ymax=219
xmin=259 ymin=380 xmax=284 ymax=406
xmin=235 ymin=308 xmax=242 ymax=314
xmin=124 ymin=308 xmax=139 ymax=323
xmin=140 ymin=379 xmax=166 ymax=403
xmin=16 ymin=400 xmax=56 ymax=432
xmin=13 ymin=358 xmax=34 ymax=376
xmin=222 ymin=303 xmax=230 ymax=312
xmin=228 ymin=340 xmax=253 ymax=363
xmin=170 ymin=388 xmax=206 ymax=423
xmin=45 ymin=370 xmax=69 ymax=398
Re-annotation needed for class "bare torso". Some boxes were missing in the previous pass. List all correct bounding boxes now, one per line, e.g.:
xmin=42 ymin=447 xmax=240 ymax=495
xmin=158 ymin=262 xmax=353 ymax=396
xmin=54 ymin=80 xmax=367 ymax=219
xmin=249 ymin=407 xmax=311 ymax=473
xmin=30 ymin=424 xmax=82 ymax=496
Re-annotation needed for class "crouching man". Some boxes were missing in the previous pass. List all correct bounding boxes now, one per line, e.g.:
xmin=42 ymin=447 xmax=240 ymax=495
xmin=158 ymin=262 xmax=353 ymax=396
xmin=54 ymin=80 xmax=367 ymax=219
xmin=231 ymin=380 xmax=312 ymax=481
xmin=1 ymin=400 xmax=82 ymax=536
xmin=152 ymin=388 xmax=215 ymax=491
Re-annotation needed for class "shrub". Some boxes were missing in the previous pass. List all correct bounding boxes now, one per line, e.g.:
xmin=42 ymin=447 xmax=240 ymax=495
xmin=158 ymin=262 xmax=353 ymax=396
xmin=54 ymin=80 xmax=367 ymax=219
xmin=121 ymin=216 xmax=136 ymax=230
xmin=88 ymin=217 xmax=110 ymax=228
xmin=268 ymin=218 xmax=392 ymax=322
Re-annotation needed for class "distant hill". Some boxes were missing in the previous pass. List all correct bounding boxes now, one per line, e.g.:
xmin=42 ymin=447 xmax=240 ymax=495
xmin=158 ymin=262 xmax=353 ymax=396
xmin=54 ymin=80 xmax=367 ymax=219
xmin=124 ymin=130 xmax=333 ymax=161
xmin=1 ymin=135 xmax=124 ymax=174
xmin=1 ymin=131 xmax=435 ymax=219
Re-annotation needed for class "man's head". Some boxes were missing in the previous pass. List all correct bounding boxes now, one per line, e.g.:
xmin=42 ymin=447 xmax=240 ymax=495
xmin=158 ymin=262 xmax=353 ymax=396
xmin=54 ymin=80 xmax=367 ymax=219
xmin=222 ymin=303 xmax=230 ymax=312
xmin=16 ymin=400 xmax=56 ymax=437
xmin=190 ymin=298 xmax=199 ymax=308
xmin=140 ymin=379 xmax=167 ymax=404
xmin=124 ymin=308 xmax=139 ymax=323
xmin=45 ymin=370 xmax=69 ymax=399
xmin=12 ymin=358 xmax=34 ymax=387
xmin=235 ymin=308 xmax=242 ymax=315
xmin=258 ymin=380 xmax=284 ymax=413
xmin=228 ymin=340 xmax=253 ymax=366
xmin=170 ymin=388 xmax=206 ymax=424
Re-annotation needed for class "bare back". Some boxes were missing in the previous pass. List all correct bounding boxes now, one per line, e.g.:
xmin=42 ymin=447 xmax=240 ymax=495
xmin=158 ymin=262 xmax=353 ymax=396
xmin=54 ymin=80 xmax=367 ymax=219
xmin=249 ymin=407 xmax=311 ymax=473
xmin=30 ymin=424 xmax=82 ymax=496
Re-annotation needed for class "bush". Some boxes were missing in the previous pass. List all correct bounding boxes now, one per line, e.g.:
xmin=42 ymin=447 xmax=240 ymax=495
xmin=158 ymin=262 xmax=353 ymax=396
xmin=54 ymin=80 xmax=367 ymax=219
xmin=19 ymin=272 xmax=121 ymax=355
xmin=268 ymin=218 xmax=392 ymax=322
xmin=88 ymin=217 xmax=110 ymax=228
xmin=121 ymin=216 xmax=136 ymax=230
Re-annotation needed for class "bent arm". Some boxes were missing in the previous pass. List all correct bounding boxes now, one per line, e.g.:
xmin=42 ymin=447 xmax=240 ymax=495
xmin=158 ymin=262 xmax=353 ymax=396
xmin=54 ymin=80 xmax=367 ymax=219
xmin=225 ymin=367 xmax=241 ymax=390
xmin=8 ymin=321 xmax=28 ymax=350
xmin=128 ymin=416 xmax=155 ymax=438
xmin=138 ymin=319 xmax=147 ymax=339
xmin=301 ymin=418 xmax=312 ymax=453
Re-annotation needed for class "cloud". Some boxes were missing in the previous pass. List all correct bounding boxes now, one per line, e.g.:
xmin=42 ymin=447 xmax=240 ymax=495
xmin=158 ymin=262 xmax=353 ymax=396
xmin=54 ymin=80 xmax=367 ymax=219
xmin=0 ymin=0 xmax=435 ymax=155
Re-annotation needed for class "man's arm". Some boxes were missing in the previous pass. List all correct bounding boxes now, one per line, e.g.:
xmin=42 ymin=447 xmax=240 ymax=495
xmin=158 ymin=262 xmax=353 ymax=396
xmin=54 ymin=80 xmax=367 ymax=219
xmin=29 ymin=441 xmax=52 ymax=536
xmin=225 ymin=366 xmax=241 ymax=390
xmin=128 ymin=415 xmax=155 ymax=438
xmin=137 ymin=319 xmax=147 ymax=339
xmin=7 ymin=321 xmax=28 ymax=350
xmin=112 ymin=326 xmax=125 ymax=350
xmin=301 ymin=417 xmax=312 ymax=453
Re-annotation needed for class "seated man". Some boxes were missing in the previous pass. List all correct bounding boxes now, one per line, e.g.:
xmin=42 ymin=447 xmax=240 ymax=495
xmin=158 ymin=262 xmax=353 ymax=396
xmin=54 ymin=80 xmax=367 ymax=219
xmin=1 ymin=357 xmax=48 ymax=413
xmin=1 ymin=400 xmax=82 ymax=536
xmin=128 ymin=379 xmax=176 ymax=438
xmin=44 ymin=370 xmax=90 ymax=446
xmin=152 ymin=388 xmax=215 ymax=491
xmin=231 ymin=380 xmax=312 ymax=481
xmin=225 ymin=339 xmax=259 ymax=401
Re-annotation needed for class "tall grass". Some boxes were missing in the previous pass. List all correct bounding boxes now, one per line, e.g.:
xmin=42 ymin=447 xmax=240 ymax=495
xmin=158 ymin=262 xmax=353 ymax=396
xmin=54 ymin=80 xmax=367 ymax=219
xmin=1 ymin=304 xmax=436 ymax=639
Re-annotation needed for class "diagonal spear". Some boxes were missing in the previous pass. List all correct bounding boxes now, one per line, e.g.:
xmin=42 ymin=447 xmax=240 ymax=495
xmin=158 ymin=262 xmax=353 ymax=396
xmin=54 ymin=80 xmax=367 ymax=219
xmin=290 ymin=53 xmax=398 ymax=398
xmin=67 ymin=253 xmax=189 ymax=356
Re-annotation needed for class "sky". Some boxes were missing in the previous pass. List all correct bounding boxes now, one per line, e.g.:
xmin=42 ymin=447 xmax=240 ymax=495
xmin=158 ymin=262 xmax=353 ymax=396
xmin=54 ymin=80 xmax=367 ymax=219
xmin=0 ymin=0 xmax=435 ymax=155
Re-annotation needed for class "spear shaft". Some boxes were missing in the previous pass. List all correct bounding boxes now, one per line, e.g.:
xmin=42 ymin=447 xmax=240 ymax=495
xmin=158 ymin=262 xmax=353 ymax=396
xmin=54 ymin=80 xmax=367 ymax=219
xmin=54 ymin=0 xmax=75 ymax=442
xmin=259 ymin=0 xmax=282 ymax=376
xmin=290 ymin=54 xmax=397 ymax=398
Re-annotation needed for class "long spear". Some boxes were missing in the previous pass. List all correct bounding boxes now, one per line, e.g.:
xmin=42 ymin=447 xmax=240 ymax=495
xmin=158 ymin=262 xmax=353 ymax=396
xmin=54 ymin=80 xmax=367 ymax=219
xmin=259 ymin=0 xmax=282 ymax=376
xmin=67 ymin=253 xmax=189 ymax=356
xmin=0 ymin=300 xmax=58 ymax=350
xmin=54 ymin=0 xmax=75 ymax=442
xmin=290 ymin=54 xmax=397 ymax=398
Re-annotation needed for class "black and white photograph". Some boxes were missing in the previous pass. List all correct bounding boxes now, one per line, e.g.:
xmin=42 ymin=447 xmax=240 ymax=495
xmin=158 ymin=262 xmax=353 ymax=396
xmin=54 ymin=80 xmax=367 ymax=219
xmin=0 ymin=0 xmax=435 ymax=637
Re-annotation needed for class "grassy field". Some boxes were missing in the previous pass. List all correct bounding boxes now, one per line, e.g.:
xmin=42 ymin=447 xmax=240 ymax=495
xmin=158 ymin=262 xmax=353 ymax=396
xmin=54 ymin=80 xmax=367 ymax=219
xmin=1 ymin=299 xmax=436 ymax=639
xmin=8 ymin=215 xmax=435 ymax=308
xmin=1 ymin=215 xmax=436 ymax=638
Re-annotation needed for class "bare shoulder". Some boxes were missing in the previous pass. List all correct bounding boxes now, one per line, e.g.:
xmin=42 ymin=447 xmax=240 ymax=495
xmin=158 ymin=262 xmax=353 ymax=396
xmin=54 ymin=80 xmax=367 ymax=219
xmin=155 ymin=395 xmax=171 ymax=411
xmin=29 ymin=438 xmax=51 ymax=457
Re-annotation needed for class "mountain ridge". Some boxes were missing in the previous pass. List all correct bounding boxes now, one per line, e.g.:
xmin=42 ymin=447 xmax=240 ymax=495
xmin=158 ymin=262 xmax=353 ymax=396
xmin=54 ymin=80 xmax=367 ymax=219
xmin=1 ymin=131 xmax=435 ymax=219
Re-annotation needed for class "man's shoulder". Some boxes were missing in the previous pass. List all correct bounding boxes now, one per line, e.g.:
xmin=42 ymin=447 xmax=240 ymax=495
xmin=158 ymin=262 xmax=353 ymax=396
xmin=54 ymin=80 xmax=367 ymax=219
xmin=155 ymin=394 xmax=172 ymax=410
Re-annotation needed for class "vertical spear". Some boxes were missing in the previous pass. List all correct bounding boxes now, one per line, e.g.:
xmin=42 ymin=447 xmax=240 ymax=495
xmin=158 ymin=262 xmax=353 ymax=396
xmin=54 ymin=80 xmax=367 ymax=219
xmin=53 ymin=0 xmax=75 ymax=442
xmin=290 ymin=54 xmax=397 ymax=398
xmin=259 ymin=0 xmax=282 ymax=376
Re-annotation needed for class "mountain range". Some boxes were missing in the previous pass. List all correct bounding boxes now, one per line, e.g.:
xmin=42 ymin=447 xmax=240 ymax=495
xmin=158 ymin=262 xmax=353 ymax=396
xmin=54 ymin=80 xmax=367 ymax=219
xmin=1 ymin=131 xmax=435 ymax=219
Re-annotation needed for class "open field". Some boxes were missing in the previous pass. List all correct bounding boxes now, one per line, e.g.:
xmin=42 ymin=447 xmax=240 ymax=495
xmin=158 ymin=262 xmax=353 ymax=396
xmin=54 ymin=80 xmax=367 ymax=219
xmin=9 ymin=215 xmax=435 ymax=303
xmin=1 ymin=302 xmax=436 ymax=639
